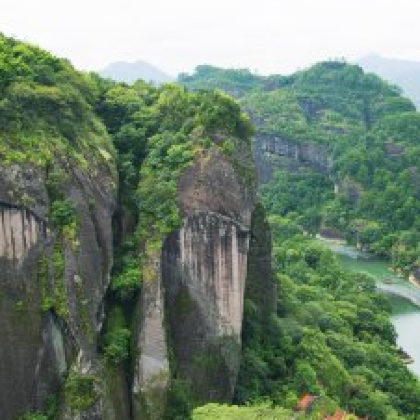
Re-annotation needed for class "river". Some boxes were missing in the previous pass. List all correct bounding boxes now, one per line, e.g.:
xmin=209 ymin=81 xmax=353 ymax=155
xmin=317 ymin=238 xmax=420 ymax=377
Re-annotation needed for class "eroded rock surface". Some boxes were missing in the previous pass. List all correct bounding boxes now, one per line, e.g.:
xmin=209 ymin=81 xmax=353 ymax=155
xmin=133 ymin=147 xmax=263 ymax=416
xmin=0 ymin=158 xmax=116 ymax=420
xmin=254 ymin=134 xmax=332 ymax=182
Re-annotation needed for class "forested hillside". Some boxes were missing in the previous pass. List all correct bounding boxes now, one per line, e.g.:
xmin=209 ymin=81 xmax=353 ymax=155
xmin=181 ymin=63 xmax=420 ymax=279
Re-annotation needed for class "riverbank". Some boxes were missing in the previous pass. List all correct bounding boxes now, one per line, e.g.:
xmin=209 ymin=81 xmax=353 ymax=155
xmin=317 ymin=234 xmax=420 ymax=289
xmin=316 ymin=235 xmax=420 ymax=377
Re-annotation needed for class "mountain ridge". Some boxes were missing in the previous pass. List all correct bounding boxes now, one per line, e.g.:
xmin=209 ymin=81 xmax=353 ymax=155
xmin=99 ymin=60 xmax=173 ymax=85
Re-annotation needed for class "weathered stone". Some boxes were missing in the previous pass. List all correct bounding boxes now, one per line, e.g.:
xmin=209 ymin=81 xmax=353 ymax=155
xmin=254 ymin=134 xmax=332 ymax=182
xmin=243 ymin=203 xmax=277 ymax=322
xmin=162 ymin=214 xmax=249 ymax=401
xmin=0 ymin=156 xmax=117 ymax=420
xmin=133 ymin=256 xmax=170 ymax=420
xmin=133 ymin=147 xmax=260 ymax=416
xmin=0 ymin=203 xmax=47 ymax=263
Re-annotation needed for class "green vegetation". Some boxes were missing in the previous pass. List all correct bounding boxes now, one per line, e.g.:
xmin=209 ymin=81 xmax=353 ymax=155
xmin=262 ymin=170 xmax=334 ymax=234
xmin=179 ymin=65 xmax=291 ymax=97
xmin=192 ymin=402 xmax=360 ymax=419
xmin=19 ymin=413 xmax=48 ymax=420
xmin=95 ymin=77 xmax=252 ymax=251
xmin=101 ymin=235 xmax=139 ymax=365
xmin=37 ymin=241 xmax=69 ymax=319
xmin=192 ymin=403 xmax=293 ymax=420
xmin=235 ymin=216 xmax=420 ymax=419
xmin=96 ymin=67 xmax=254 ymax=416
xmin=109 ymin=235 xmax=141 ymax=301
xmin=64 ymin=371 xmax=98 ymax=410
xmin=101 ymin=306 xmax=131 ymax=363
xmin=18 ymin=395 xmax=58 ymax=420
xmin=0 ymin=32 xmax=114 ymax=323
xmin=182 ymin=61 xmax=420 ymax=280
xmin=0 ymin=33 xmax=115 ymax=173
xmin=50 ymin=199 xmax=76 ymax=228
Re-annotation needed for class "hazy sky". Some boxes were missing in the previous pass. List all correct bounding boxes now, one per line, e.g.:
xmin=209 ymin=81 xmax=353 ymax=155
xmin=1 ymin=0 xmax=419 ymax=76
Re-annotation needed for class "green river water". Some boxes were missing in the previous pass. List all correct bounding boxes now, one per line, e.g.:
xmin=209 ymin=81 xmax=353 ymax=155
xmin=318 ymin=238 xmax=420 ymax=377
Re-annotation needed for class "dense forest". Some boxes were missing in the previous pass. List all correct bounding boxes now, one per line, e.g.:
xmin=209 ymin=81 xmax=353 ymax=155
xmin=236 ymin=216 xmax=420 ymax=419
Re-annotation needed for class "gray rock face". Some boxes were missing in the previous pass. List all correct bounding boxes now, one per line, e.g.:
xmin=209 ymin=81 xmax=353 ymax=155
xmin=334 ymin=179 xmax=362 ymax=205
xmin=133 ymin=257 xmax=170 ymax=420
xmin=177 ymin=212 xmax=249 ymax=338
xmin=254 ymin=134 xmax=332 ymax=182
xmin=133 ymin=148 xmax=259 ymax=416
xmin=384 ymin=141 xmax=405 ymax=156
xmin=1 ymin=140 xmax=274 ymax=419
xmin=0 ymin=203 xmax=47 ymax=263
xmin=243 ymin=203 xmax=277 ymax=324
xmin=0 ymin=164 xmax=57 ymax=419
xmin=0 ymin=254 xmax=66 ymax=419
xmin=0 ymin=157 xmax=116 ymax=420
xmin=0 ymin=163 xmax=49 ymax=217
xmin=162 ymin=212 xmax=250 ymax=400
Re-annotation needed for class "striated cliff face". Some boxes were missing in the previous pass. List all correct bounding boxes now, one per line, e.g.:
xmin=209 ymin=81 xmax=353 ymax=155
xmin=0 ymin=132 xmax=275 ymax=420
xmin=0 ymin=164 xmax=53 ymax=419
xmin=132 ymin=146 xmax=275 ymax=418
xmin=171 ymin=212 xmax=249 ymax=338
xmin=0 ymin=202 xmax=47 ymax=262
xmin=0 ymin=155 xmax=117 ymax=420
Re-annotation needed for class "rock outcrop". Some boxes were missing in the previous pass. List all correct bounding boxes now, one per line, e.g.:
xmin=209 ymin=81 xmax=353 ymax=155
xmin=1 ymin=35 xmax=277 ymax=419
xmin=0 ymin=155 xmax=116 ymax=420
xmin=254 ymin=134 xmax=332 ymax=182
xmin=133 ymin=146 xmax=275 ymax=418
xmin=0 ymin=201 xmax=47 ymax=262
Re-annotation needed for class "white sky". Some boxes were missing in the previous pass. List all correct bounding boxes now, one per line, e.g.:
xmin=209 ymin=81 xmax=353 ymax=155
xmin=0 ymin=0 xmax=419 ymax=76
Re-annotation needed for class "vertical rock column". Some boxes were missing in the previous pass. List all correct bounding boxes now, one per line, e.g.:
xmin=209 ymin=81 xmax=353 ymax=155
xmin=162 ymin=212 xmax=251 ymax=402
xmin=133 ymin=148 xmax=258 ymax=417
xmin=133 ymin=255 xmax=170 ymax=420
xmin=0 ymin=204 xmax=46 ymax=263
xmin=178 ymin=212 xmax=249 ymax=337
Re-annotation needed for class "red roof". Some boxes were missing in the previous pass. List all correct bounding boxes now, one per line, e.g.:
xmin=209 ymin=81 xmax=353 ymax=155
xmin=296 ymin=394 xmax=316 ymax=411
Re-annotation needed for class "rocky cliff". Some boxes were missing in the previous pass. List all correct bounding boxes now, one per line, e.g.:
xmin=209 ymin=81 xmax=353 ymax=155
xmin=132 ymin=145 xmax=275 ymax=418
xmin=0 ymin=33 xmax=119 ymax=419
xmin=1 ymin=35 xmax=276 ymax=420
xmin=254 ymin=134 xmax=332 ymax=182
xmin=0 ymin=156 xmax=116 ymax=420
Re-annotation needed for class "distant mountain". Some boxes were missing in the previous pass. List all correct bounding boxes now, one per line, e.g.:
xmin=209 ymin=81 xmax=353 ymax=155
xmin=99 ymin=60 xmax=173 ymax=85
xmin=358 ymin=53 xmax=420 ymax=108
